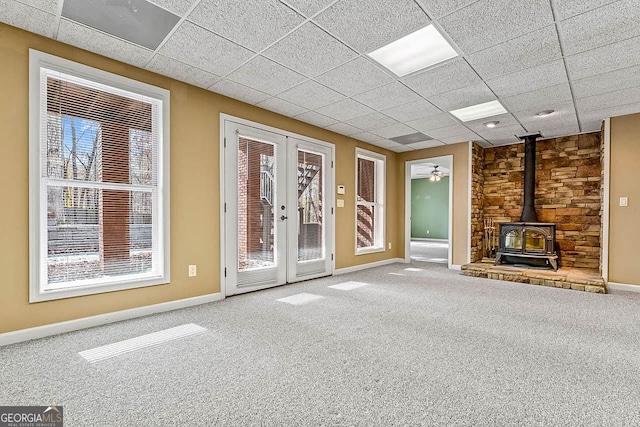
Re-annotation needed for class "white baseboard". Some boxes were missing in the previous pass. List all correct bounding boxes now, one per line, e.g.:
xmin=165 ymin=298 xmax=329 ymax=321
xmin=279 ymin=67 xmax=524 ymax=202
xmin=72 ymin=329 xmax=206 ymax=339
xmin=0 ymin=292 xmax=224 ymax=347
xmin=606 ymin=282 xmax=640 ymax=293
xmin=334 ymin=258 xmax=405 ymax=275
xmin=450 ymin=264 xmax=462 ymax=271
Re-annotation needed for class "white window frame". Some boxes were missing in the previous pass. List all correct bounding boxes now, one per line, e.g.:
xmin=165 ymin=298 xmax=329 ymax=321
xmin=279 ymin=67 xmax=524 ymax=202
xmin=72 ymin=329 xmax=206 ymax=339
xmin=28 ymin=49 xmax=170 ymax=302
xmin=355 ymin=148 xmax=386 ymax=255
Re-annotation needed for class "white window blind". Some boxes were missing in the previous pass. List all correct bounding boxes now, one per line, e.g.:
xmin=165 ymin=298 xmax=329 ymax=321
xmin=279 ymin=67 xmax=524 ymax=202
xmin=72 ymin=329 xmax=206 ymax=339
xmin=356 ymin=149 xmax=385 ymax=254
xmin=29 ymin=50 xmax=170 ymax=302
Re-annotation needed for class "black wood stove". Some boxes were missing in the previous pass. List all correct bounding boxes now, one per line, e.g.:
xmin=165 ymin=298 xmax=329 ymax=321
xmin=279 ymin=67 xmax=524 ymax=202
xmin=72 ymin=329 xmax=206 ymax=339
xmin=494 ymin=134 xmax=559 ymax=271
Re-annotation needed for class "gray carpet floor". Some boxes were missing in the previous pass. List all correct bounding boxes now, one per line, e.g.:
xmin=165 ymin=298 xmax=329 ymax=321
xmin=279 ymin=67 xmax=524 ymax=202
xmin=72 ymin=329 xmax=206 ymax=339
xmin=2 ymin=262 xmax=640 ymax=426
xmin=410 ymin=240 xmax=448 ymax=263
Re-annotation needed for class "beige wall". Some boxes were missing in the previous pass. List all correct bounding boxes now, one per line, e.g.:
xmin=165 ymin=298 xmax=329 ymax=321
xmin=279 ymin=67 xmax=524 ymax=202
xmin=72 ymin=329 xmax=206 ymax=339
xmin=397 ymin=142 xmax=470 ymax=266
xmin=608 ymin=113 xmax=640 ymax=285
xmin=0 ymin=23 xmax=400 ymax=333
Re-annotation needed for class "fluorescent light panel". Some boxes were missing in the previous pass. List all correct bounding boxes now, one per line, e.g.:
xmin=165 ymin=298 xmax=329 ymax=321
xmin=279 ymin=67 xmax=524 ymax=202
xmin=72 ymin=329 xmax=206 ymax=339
xmin=450 ymin=100 xmax=508 ymax=122
xmin=368 ymin=25 xmax=458 ymax=77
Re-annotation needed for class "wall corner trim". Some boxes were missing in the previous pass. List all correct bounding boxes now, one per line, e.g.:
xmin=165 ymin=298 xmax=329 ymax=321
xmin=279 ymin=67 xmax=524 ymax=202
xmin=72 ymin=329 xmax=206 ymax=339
xmin=0 ymin=293 xmax=224 ymax=347
xmin=606 ymin=282 xmax=640 ymax=293
xmin=334 ymin=258 xmax=405 ymax=275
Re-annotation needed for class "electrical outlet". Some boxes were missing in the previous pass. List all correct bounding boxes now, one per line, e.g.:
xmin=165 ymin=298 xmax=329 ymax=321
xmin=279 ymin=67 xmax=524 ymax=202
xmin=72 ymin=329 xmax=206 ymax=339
xmin=188 ymin=265 xmax=197 ymax=277
xmin=388 ymin=242 xmax=392 ymax=250
xmin=620 ymin=197 xmax=629 ymax=207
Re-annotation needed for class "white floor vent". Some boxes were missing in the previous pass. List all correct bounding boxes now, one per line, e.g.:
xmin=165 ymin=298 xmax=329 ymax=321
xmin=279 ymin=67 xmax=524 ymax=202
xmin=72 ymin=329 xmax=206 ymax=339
xmin=78 ymin=323 xmax=207 ymax=363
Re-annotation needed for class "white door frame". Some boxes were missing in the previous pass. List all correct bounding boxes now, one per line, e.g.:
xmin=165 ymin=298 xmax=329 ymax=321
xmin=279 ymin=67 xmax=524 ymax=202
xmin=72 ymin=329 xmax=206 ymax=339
xmin=219 ymin=114 xmax=336 ymax=296
xmin=404 ymin=156 xmax=454 ymax=268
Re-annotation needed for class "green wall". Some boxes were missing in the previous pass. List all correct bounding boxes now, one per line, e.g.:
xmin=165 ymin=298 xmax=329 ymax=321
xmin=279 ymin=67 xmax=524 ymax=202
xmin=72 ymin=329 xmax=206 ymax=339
xmin=411 ymin=177 xmax=449 ymax=239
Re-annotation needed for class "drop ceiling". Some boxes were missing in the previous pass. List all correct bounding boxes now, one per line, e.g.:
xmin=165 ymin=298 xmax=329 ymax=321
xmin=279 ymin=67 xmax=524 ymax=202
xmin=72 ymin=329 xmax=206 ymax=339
xmin=3 ymin=0 xmax=639 ymax=152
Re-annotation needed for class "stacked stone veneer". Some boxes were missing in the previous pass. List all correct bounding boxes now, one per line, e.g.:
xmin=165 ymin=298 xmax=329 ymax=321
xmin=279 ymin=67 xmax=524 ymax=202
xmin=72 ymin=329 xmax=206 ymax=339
xmin=472 ymin=132 xmax=602 ymax=270
xmin=470 ymin=143 xmax=485 ymax=262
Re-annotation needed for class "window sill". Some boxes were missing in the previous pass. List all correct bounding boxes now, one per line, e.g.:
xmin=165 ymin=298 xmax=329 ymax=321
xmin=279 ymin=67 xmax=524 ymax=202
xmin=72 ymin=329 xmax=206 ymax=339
xmin=355 ymin=247 xmax=385 ymax=256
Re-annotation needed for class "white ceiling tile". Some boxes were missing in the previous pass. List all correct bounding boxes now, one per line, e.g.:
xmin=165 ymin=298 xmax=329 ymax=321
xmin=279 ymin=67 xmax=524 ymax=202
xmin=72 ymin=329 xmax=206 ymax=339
xmin=345 ymin=113 xmax=399 ymax=131
xmin=514 ymin=101 xmax=577 ymax=129
xmin=475 ymin=124 xmax=526 ymax=141
xmin=148 ymin=0 xmax=195 ymax=15
xmin=188 ymin=0 xmax=305 ymax=51
xmin=146 ymin=54 xmax=220 ymax=89
xmin=409 ymin=140 xmax=446 ymax=149
xmin=314 ymin=0 xmax=430 ymax=52
xmin=439 ymin=135 xmax=477 ymax=144
xmin=558 ymin=0 xmax=640 ymax=56
xmin=573 ymin=64 xmax=640 ymax=99
xmin=352 ymin=82 xmax=421 ymax=111
xmin=0 ymin=0 xmax=56 ymax=38
xmin=58 ymin=19 xmax=154 ymax=68
xmin=438 ymin=0 xmax=554 ymax=54
xmin=210 ymin=79 xmax=271 ymax=104
xmin=390 ymin=143 xmax=414 ymax=152
xmin=159 ymin=21 xmax=254 ymax=76
xmin=226 ymin=55 xmax=307 ymax=96
xmin=579 ymin=102 xmax=640 ymax=129
xmin=257 ymin=97 xmax=308 ymax=116
xmin=474 ymin=140 xmax=493 ymax=148
xmin=463 ymin=113 xmax=521 ymax=133
xmin=405 ymin=113 xmax=460 ymax=131
xmin=351 ymin=132 xmax=387 ymax=144
xmin=576 ymin=86 xmax=640 ymax=114
xmin=282 ymin=0 xmax=335 ymax=17
xmin=315 ymin=98 xmax=375 ymax=121
xmin=371 ymin=123 xmax=417 ymax=138
xmin=427 ymin=83 xmax=496 ymax=111
xmin=466 ymin=26 xmax=562 ymax=79
xmin=324 ymin=122 xmax=363 ymax=136
xmin=501 ymin=83 xmax=572 ymax=114
xmin=314 ymin=57 xmax=395 ymax=96
xmin=372 ymin=139 xmax=402 ymax=148
xmin=553 ymin=0 xmax=620 ymax=20
xmin=427 ymin=124 xmax=478 ymax=139
xmin=564 ymin=35 xmax=640 ymax=80
xmin=414 ymin=0 xmax=478 ymax=18
xmin=382 ymin=99 xmax=441 ymax=122
xmin=528 ymin=123 xmax=581 ymax=139
xmin=277 ymin=81 xmax=345 ymax=110
xmin=402 ymin=58 xmax=481 ymax=98
xmin=294 ymin=111 xmax=337 ymax=127
xmin=12 ymin=0 xmax=57 ymax=14
xmin=263 ymin=22 xmax=357 ymax=78
xmin=485 ymin=60 xmax=568 ymax=98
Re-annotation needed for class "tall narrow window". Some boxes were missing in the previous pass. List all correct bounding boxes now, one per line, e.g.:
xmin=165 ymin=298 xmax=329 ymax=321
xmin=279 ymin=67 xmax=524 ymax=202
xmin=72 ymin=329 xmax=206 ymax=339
xmin=355 ymin=148 xmax=385 ymax=254
xmin=29 ymin=50 xmax=170 ymax=302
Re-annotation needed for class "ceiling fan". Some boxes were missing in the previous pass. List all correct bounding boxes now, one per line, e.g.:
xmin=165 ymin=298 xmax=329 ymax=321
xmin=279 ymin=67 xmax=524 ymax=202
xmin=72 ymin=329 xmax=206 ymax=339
xmin=429 ymin=165 xmax=444 ymax=181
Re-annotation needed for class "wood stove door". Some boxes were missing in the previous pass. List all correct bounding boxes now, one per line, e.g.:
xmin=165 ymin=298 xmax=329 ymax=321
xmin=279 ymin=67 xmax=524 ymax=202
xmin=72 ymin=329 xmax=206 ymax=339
xmin=524 ymin=228 xmax=547 ymax=254
xmin=503 ymin=229 xmax=524 ymax=254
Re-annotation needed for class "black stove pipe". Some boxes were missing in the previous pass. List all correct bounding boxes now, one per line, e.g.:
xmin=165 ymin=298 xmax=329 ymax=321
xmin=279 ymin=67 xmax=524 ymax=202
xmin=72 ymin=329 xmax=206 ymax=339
xmin=519 ymin=133 xmax=541 ymax=223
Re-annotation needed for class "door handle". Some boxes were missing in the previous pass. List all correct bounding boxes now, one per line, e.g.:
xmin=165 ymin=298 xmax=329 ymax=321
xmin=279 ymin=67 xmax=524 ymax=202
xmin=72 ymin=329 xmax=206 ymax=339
xmin=280 ymin=215 xmax=288 ymax=220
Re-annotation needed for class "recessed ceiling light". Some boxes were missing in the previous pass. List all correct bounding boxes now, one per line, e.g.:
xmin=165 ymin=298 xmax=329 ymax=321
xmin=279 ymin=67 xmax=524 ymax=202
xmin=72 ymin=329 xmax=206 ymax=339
xmin=368 ymin=24 xmax=458 ymax=77
xmin=449 ymin=100 xmax=508 ymax=122
xmin=536 ymin=109 xmax=555 ymax=117
xmin=484 ymin=121 xmax=500 ymax=128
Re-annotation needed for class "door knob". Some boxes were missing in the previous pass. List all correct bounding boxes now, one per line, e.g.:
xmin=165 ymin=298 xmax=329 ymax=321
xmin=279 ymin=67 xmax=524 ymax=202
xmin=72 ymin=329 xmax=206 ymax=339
xmin=280 ymin=215 xmax=287 ymax=220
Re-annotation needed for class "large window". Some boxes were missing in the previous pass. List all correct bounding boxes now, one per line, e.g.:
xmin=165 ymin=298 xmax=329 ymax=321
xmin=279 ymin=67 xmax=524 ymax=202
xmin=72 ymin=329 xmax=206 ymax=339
xmin=29 ymin=50 xmax=170 ymax=302
xmin=355 ymin=148 xmax=385 ymax=254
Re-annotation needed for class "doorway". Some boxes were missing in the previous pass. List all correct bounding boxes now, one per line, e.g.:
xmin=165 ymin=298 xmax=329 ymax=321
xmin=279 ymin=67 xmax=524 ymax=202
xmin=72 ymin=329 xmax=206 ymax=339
xmin=405 ymin=156 xmax=453 ymax=267
xmin=221 ymin=116 xmax=335 ymax=296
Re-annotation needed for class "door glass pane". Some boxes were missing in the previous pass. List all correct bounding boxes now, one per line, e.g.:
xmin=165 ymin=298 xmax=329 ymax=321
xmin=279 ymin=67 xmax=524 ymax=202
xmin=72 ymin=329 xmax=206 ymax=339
xmin=505 ymin=230 xmax=522 ymax=249
xmin=237 ymin=136 xmax=276 ymax=271
xmin=297 ymin=150 xmax=324 ymax=261
xmin=357 ymin=204 xmax=376 ymax=248
xmin=525 ymin=230 xmax=545 ymax=251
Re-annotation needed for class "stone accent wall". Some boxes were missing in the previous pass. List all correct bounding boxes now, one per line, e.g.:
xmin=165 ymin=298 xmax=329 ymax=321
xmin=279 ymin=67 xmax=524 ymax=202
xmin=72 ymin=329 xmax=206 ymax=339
xmin=481 ymin=133 xmax=602 ymax=269
xmin=599 ymin=123 xmax=605 ymax=273
xmin=470 ymin=143 xmax=485 ymax=262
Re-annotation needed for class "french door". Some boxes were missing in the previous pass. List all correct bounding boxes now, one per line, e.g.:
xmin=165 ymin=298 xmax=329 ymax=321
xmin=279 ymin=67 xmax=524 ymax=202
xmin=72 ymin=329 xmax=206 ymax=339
xmin=223 ymin=118 xmax=334 ymax=296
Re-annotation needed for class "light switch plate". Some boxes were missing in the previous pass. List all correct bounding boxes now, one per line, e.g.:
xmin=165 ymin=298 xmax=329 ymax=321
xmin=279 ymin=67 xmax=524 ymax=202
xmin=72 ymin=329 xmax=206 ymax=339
xmin=337 ymin=185 xmax=345 ymax=195
xmin=337 ymin=199 xmax=344 ymax=208
xmin=620 ymin=197 xmax=628 ymax=207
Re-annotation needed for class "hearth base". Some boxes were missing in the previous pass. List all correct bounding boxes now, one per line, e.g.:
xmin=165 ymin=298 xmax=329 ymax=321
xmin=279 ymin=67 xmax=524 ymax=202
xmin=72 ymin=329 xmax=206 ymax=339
xmin=495 ymin=252 xmax=558 ymax=271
